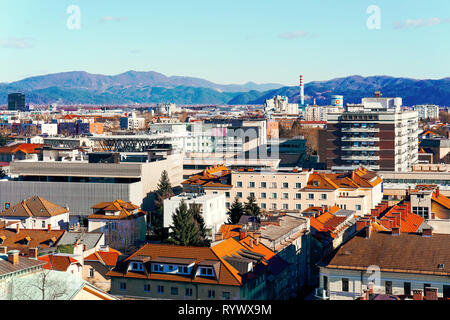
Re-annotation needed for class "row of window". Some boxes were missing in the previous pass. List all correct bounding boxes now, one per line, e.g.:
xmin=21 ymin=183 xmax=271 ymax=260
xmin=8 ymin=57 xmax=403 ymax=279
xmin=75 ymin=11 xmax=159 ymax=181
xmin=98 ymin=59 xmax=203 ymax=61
xmin=340 ymin=278 xmax=450 ymax=297
xmin=235 ymin=182 xmax=302 ymax=189
xmin=233 ymin=192 xmax=325 ymax=200
xmin=119 ymin=282 xmax=230 ymax=299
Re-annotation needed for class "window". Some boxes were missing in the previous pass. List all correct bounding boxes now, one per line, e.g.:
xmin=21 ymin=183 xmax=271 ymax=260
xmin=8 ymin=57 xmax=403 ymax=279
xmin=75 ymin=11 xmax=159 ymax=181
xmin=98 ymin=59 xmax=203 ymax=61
xmin=200 ymin=267 xmax=214 ymax=276
xmin=119 ymin=282 xmax=126 ymax=291
xmin=208 ymin=290 xmax=215 ymax=298
xmin=157 ymin=285 xmax=164 ymax=294
xmin=356 ymin=205 xmax=361 ymax=211
xmin=323 ymin=276 xmax=328 ymax=293
xmin=270 ymin=182 xmax=277 ymax=189
xmin=282 ymin=204 xmax=289 ymax=210
xmin=404 ymin=282 xmax=411 ymax=296
xmin=385 ymin=281 xmax=392 ymax=294
xmin=444 ymin=285 xmax=450 ymax=299
xmin=131 ymin=262 xmax=143 ymax=271
xmin=249 ymin=192 xmax=255 ymax=198
xmin=296 ymin=204 xmax=302 ymax=210
xmin=260 ymin=182 xmax=267 ymax=188
xmin=185 ymin=288 xmax=193 ymax=297
xmin=222 ymin=291 xmax=230 ymax=300
xmin=153 ymin=264 xmax=164 ymax=272
xmin=261 ymin=203 xmax=266 ymax=209
xmin=144 ymin=284 xmax=151 ymax=292
xmin=236 ymin=192 xmax=242 ymax=198
xmin=282 ymin=193 xmax=289 ymax=199
xmin=41 ymin=221 xmax=46 ymax=228
xmin=271 ymin=193 xmax=277 ymax=199
xmin=260 ymin=192 xmax=267 ymax=199
xmin=342 ymin=278 xmax=349 ymax=292
xmin=321 ymin=194 xmax=327 ymax=200
xmin=168 ymin=265 xmax=174 ymax=271
xmin=236 ymin=181 xmax=243 ymax=187
xmin=89 ymin=268 xmax=94 ymax=278
xmin=171 ymin=287 xmax=179 ymax=295
xmin=225 ymin=192 xmax=230 ymax=198
xmin=271 ymin=203 xmax=277 ymax=210
xmin=249 ymin=182 xmax=255 ymax=188
xmin=296 ymin=183 xmax=302 ymax=189
xmin=282 ymin=182 xmax=289 ymax=189
xmin=178 ymin=266 xmax=189 ymax=274
xmin=226 ymin=202 xmax=230 ymax=208
xmin=308 ymin=194 xmax=314 ymax=200
xmin=295 ymin=193 xmax=301 ymax=199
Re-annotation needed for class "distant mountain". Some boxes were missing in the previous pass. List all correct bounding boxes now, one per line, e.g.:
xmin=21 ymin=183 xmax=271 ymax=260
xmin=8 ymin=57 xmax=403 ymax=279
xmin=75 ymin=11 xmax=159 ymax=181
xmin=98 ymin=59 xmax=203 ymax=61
xmin=0 ymin=72 xmax=449 ymax=106
xmin=234 ymin=75 xmax=450 ymax=106
xmin=6 ymin=71 xmax=284 ymax=93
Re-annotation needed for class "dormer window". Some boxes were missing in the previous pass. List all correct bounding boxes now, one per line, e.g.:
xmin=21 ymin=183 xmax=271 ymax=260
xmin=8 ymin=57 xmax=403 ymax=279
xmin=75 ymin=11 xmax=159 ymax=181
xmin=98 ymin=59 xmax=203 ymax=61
xmin=178 ymin=266 xmax=189 ymax=274
xmin=152 ymin=264 xmax=164 ymax=272
xmin=199 ymin=267 xmax=214 ymax=277
xmin=130 ymin=262 xmax=144 ymax=272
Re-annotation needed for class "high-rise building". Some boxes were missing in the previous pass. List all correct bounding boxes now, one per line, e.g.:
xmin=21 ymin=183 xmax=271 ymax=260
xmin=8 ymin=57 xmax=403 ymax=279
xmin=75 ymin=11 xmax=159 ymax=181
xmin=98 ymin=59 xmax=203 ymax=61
xmin=413 ymin=104 xmax=440 ymax=120
xmin=8 ymin=93 xmax=26 ymax=111
xmin=319 ymin=93 xmax=419 ymax=172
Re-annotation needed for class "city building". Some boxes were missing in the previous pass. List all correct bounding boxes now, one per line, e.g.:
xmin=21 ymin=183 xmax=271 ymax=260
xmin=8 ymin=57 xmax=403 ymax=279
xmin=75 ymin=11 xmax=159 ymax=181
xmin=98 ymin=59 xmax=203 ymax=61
xmin=163 ymin=192 xmax=227 ymax=236
xmin=87 ymin=199 xmax=147 ymax=253
xmin=264 ymin=95 xmax=299 ymax=115
xmin=108 ymin=238 xmax=290 ymax=300
xmin=0 ymin=152 xmax=183 ymax=218
xmin=120 ymin=113 xmax=146 ymax=130
xmin=83 ymin=246 xmax=122 ymax=292
xmin=8 ymin=93 xmax=26 ymax=112
xmin=316 ymin=227 xmax=450 ymax=300
xmin=229 ymin=167 xmax=383 ymax=216
xmin=0 ymin=196 xmax=69 ymax=230
xmin=413 ymin=104 xmax=440 ymax=120
xmin=319 ymin=93 xmax=420 ymax=171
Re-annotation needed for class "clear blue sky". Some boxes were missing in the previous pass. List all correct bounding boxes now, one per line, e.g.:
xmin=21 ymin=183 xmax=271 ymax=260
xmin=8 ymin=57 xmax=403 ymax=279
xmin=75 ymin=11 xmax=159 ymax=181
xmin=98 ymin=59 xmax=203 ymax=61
xmin=1 ymin=0 xmax=449 ymax=85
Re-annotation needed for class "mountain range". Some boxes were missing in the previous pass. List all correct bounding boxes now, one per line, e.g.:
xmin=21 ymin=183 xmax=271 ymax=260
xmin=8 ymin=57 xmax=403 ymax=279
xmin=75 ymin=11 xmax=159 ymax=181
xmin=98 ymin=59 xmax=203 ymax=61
xmin=1 ymin=71 xmax=449 ymax=106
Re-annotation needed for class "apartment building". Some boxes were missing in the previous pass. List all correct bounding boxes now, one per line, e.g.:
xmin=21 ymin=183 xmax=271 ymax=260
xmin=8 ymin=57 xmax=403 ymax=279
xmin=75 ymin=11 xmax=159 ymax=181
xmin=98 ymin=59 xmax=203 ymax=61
xmin=0 ymin=152 xmax=183 ymax=218
xmin=316 ymin=228 xmax=450 ymax=300
xmin=108 ymin=237 xmax=290 ymax=300
xmin=413 ymin=104 xmax=440 ymax=120
xmin=228 ymin=167 xmax=383 ymax=216
xmin=163 ymin=192 xmax=227 ymax=236
xmin=319 ymin=94 xmax=419 ymax=171
xmin=0 ymin=196 xmax=69 ymax=230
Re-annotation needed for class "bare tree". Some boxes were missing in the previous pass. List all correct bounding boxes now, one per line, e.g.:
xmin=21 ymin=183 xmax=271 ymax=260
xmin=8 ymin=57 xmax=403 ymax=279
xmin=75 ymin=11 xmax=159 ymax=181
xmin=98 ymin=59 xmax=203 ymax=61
xmin=8 ymin=269 xmax=69 ymax=300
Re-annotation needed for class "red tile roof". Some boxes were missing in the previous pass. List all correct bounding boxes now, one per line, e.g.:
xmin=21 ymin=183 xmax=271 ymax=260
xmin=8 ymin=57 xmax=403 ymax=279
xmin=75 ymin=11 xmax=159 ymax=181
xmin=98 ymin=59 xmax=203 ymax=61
xmin=85 ymin=248 xmax=122 ymax=267
xmin=38 ymin=255 xmax=80 ymax=271
xmin=1 ymin=196 xmax=68 ymax=218
xmin=88 ymin=199 xmax=145 ymax=220
xmin=0 ymin=143 xmax=44 ymax=155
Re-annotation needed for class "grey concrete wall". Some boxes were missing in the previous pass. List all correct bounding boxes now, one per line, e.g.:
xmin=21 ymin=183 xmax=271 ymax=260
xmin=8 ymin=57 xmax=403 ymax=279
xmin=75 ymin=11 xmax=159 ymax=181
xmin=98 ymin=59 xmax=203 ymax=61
xmin=0 ymin=180 xmax=142 ymax=218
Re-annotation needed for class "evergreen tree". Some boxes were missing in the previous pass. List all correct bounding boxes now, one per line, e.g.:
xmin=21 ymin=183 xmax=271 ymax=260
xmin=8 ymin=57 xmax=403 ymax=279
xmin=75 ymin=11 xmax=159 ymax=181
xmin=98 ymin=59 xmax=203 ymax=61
xmin=189 ymin=203 xmax=210 ymax=247
xmin=168 ymin=201 xmax=202 ymax=246
xmin=152 ymin=170 xmax=174 ymax=231
xmin=227 ymin=197 xmax=245 ymax=224
xmin=244 ymin=194 xmax=261 ymax=217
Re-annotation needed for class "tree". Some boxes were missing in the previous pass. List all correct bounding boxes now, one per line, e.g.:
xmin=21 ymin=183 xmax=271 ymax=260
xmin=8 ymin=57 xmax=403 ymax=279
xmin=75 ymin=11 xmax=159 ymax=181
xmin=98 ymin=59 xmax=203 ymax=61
xmin=227 ymin=197 xmax=245 ymax=224
xmin=244 ymin=194 xmax=261 ymax=217
xmin=0 ymin=168 xmax=6 ymax=179
xmin=189 ymin=202 xmax=211 ymax=247
xmin=7 ymin=269 xmax=69 ymax=300
xmin=0 ymin=133 xmax=9 ymax=147
xmin=168 ymin=201 xmax=203 ymax=246
xmin=152 ymin=170 xmax=174 ymax=231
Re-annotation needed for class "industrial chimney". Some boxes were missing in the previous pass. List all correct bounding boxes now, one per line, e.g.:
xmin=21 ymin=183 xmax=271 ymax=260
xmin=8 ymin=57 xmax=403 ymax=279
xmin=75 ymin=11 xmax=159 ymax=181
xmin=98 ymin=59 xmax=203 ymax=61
xmin=300 ymin=75 xmax=305 ymax=106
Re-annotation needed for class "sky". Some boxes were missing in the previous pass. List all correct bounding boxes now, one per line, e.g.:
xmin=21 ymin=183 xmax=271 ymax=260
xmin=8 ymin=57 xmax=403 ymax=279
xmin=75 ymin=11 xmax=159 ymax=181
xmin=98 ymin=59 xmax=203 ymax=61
xmin=1 ymin=0 xmax=449 ymax=85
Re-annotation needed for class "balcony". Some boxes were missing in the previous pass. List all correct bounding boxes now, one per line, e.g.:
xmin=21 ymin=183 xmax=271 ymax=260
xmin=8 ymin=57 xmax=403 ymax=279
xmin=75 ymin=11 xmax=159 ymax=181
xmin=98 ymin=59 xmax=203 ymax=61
xmin=341 ymin=146 xmax=379 ymax=151
xmin=341 ymin=155 xmax=380 ymax=161
xmin=341 ymin=127 xmax=380 ymax=133
xmin=341 ymin=136 xmax=380 ymax=142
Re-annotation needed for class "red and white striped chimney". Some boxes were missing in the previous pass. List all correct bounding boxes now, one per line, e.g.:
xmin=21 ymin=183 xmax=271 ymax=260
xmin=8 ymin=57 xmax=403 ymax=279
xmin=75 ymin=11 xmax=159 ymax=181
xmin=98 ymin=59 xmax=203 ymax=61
xmin=300 ymin=75 xmax=305 ymax=106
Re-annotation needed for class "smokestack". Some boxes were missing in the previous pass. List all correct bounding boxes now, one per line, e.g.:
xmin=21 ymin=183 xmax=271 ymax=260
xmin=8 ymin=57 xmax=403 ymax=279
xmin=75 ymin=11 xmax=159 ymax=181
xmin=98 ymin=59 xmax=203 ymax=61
xmin=300 ymin=75 xmax=304 ymax=106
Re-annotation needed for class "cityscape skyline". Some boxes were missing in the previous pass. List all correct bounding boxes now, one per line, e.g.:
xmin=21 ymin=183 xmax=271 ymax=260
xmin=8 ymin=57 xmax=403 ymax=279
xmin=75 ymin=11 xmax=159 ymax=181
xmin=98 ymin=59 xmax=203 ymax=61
xmin=1 ymin=0 xmax=450 ymax=84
